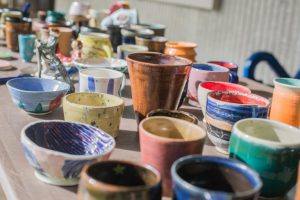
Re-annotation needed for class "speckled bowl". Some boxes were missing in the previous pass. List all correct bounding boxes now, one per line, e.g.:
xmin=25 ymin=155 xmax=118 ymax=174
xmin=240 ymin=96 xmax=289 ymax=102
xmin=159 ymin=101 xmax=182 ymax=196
xmin=21 ymin=120 xmax=115 ymax=186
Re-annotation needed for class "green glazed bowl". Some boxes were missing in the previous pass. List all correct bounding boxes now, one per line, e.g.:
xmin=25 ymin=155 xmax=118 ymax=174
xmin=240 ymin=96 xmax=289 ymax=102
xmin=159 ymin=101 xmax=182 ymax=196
xmin=229 ymin=118 xmax=300 ymax=198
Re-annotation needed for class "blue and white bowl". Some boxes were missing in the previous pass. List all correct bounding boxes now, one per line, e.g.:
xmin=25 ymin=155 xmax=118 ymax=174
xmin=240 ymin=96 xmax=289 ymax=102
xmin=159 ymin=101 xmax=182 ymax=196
xmin=6 ymin=77 xmax=70 ymax=115
xmin=21 ymin=120 xmax=115 ymax=186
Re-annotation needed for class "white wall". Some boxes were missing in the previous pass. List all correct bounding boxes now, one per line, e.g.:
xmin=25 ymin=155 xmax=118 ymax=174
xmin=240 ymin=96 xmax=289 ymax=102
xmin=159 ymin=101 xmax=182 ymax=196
xmin=56 ymin=0 xmax=300 ymax=84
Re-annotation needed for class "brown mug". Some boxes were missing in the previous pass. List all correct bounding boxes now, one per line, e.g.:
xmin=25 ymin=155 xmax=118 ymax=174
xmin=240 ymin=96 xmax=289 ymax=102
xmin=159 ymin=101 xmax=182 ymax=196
xmin=139 ymin=116 xmax=206 ymax=196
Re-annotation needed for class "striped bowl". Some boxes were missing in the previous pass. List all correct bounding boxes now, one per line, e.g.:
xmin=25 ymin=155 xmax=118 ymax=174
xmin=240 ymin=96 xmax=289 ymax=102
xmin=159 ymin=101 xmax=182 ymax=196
xmin=21 ymin=120 xmax=115 ymax=186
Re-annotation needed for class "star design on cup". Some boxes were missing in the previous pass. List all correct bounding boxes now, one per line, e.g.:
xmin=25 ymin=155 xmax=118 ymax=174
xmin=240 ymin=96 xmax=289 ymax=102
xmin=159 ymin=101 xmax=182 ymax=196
xmin=113 ymin=164 xmax=125 ymax=175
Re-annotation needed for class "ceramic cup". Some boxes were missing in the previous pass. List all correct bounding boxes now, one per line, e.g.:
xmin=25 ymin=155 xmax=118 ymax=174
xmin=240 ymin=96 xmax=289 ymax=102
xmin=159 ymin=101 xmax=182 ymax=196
xmin=171 ymin=155 xmax=262 ymax=200
xmin=79 ymin=68 xmax=126 ymax=96
xmin=164 ymin=41 xmax=197 ymax=62
xmin=63 ymin=93 xmax=124 ymax=138
xmin=146 ymin=109 xmax=198 ymax=124
xmin=18 ymin=34 xmax=36 ymax=62
xmin=139 ymin=116 xmax=206 ymax=196
xmin=270 ymin=78 xmax=300 ymax=128
xmin=78 ymin=160 xmax=162 ymax=200
xmin=208 ymin=61 xmax=239 ymax=83
xmin=117 ymin=44 xmax=148 ymax=60
xmin=135 ymin=36 xmax=167 ymax=53
xmin=127 ymin=52 xmax=192 ymax=123
xmin=229 ymin=118 xmax=300 ymax=198
xmin=206 ymin=91 xmax=270 ymax=154
xmin=197 ymin=81 xmax=251 ymax=115
xmin=187 ymin=63 xmax=229 ymax=107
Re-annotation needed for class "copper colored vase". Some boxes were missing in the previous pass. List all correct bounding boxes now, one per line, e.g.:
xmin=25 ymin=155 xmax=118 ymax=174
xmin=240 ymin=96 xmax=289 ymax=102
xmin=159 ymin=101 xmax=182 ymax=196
xmin=164 ymin=41 xmax=197 ymax=62
xmin=126 ymin=53 xmax=192 ymax=123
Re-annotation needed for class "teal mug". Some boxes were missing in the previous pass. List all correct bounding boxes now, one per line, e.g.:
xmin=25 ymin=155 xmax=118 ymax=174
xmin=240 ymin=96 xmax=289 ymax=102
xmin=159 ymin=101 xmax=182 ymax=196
xmin=229 ymin=118 xmax=300 ymax=198
xmin=18 ymin=34 xmax=36 ymax=62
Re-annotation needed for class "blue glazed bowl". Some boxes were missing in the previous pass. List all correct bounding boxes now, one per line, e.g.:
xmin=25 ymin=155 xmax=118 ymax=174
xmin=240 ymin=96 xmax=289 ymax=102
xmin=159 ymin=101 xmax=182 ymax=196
xmin=21 ymin=120 xmax=115 ymax=186
xmin=171 ymin=155 xmax=262 ymax=200
xmin=6 ymin=77 xmax=70 ymax=115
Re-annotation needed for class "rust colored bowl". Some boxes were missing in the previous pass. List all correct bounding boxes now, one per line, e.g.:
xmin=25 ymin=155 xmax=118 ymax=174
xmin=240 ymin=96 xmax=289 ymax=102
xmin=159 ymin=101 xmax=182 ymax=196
xmin=146 ymin=109 xmax=198 ymax=124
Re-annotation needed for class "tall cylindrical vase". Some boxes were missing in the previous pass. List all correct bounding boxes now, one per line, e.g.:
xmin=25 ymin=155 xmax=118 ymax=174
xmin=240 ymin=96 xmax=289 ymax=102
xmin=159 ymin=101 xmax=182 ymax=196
xmin=127 ymin=52 xmax=192 ymax=124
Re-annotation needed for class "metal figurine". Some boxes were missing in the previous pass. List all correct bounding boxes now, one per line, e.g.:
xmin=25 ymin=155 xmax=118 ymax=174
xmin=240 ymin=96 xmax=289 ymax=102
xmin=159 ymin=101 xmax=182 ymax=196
xmin=36 ymin=29 xmax=75 ymax=93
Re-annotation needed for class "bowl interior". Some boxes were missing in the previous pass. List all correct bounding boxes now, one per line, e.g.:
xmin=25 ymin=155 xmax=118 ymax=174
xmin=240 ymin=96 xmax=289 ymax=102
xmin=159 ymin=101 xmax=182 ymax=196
xmin=66 ymin=93 xmax=123 ymax=107
xmin=201 ymin=82 xmax=250 ymax=93
xmin=192 ymin=64 xmax=228 ymax=72
xmin=208 ymin=61 xmax=238 ymax=69
xmin=87 ymin=161 xmax=159 ymax=187
xmin=209 ymin=92 xmax=268 ymax=106
xmin=128 ymin=53 xmax=191 ymax=66
xmin=142 ymin=117 xmax=204 ymax=140
xmin=275 ymin=78 xmax=300 ymax=87
xmin=147 ymin=110 xmax=196 ymax=123
xmin=25 ymin=121 xmax=113 ymax=155
xmin=8 ymin=78 xmax=69 ymax=92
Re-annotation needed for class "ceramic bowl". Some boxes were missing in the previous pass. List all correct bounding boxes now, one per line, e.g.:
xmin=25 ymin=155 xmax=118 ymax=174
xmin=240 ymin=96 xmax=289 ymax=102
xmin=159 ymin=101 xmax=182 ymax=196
xmin=171 ymin=155 xmax=262 ymax=200
xmin=21 ymin=120 xmax=115 ymax=186
xmin=206 ymin=91 xmax=270 ymax=154
xmin=197 ymin=81 xmax=251 ymax=116
xmin=229 ymin=118 xmax=300 ymax=198
xmin=6 ymin=77 xmax=70 ymax=115
xmin=78 ymin=160 xmax=162 ymax=200
xmin=146 ymin=109 xmax=198 ymax=124
xmin=63 ymin=93 xmax=125 ymax=138
xmin=73 ymin=57 xmax=127 ymax=72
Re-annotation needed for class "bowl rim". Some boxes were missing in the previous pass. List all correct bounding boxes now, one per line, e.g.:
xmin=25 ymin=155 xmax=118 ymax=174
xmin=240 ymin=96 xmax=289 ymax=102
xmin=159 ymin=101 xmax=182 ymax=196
xmin=79 ymin=68 xmax=124 ymax=79
xmin=6 ymin=77 xmax=70 ymax=94
xmin=191 ymin=63 xmax=229 ymax=73
xmin=21 ymin=120 xmax=116 ymax=159
xmin=146 ymin=109 xmax=198 ymax=124
xmin=198 ymin=81 xmax=251 ymax=94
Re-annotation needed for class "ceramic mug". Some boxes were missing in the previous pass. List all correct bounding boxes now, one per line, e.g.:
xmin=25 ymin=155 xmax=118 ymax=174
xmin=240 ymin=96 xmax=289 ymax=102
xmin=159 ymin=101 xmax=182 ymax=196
xmin=146 ymin=109 xmax=198 ymax=124
xmin=164 ymin=41 xmax=197 ymax=62
xmin=269 ymin=78 xmax=300 ymax=128
xmin=79 ymin=68 xmax=126 ymax=96
xmin=127 ymin=52 xmax=192 ymax=123
xmin=78 ymin=160 xmax=162 ymax=200
xmin=63 ymin=93 xmax=124 ymax=138
xmin=206 ymin=91 xmax=270 ymax=154
xmin=171 ymin=155 xmax=262 ymax=200
xmin=117 ymin=44 xmax=148 ymax=60
xmin=208 ymin=61 xmax=239 ymax=83
xmin=197 ymin=81 xmax=251 ymax=116
xmin=229 ymin=118 xmax=300 ymax=198
xmin=187 ymin=63 xmax=229 ymax=106
xmin=135 ymin=36 xmax=167 ymax=53
xmin=18 ymin=34 xmax=36 ymax=62
xmin=139 ymin=116 xmax=206 ymax=196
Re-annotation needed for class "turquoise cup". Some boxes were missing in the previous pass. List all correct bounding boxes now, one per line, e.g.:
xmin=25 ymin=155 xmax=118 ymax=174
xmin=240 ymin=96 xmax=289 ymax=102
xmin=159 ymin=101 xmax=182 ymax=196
xmin=18 ymin=34 xmax=36 ymax=62
xmin=229 ymin=118 xmax=300 ymax=198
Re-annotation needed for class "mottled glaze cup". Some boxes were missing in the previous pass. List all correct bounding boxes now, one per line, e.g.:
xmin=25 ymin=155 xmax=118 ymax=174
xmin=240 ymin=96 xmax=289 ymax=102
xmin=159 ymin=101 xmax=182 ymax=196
xmin=171 ymin=155 xmax=262 ymax=200
xmin=270 ymin=78 xmax=300 ymax=128
xmin=139 ymin=116 xmax=206 ymax=196
xmin=187 ymin=63 xmax=229 ymax=107
xmin=78 ymin=160 xmax=162 ymax=200
xmin=197 ymin=81 xmax=251 ymax=115
xmin=146 ymin=109 xmax=198 ymax=124
xmin=229 ymin=118 xmax=300 ymax=198
xmin=63 ymin=93 xmax=124 ymax=137
xmin=208 ymin=61 xmax=239 ymax=83
xmin=18 ymin=34 xmax=36 ymax=62
xmin=206 ymin=91 xmax=270 ymax=154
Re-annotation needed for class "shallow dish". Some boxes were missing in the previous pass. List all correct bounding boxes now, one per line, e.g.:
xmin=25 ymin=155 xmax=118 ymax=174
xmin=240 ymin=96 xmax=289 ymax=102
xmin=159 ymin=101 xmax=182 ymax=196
xmin=73 ymin=57 xmax=127 ymax=72
xmin=21 ymin=120 xmax=115 ymax=186
xmin=6 ymin=77 xmax=70 ymax=115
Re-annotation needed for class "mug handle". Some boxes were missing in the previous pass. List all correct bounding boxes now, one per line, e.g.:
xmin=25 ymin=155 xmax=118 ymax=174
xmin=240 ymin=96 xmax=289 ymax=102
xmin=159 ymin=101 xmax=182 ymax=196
xmin=228 ymin=72 xmax=233 ymax=83
xmin=118 ymin=73 xmax=126 ymax=96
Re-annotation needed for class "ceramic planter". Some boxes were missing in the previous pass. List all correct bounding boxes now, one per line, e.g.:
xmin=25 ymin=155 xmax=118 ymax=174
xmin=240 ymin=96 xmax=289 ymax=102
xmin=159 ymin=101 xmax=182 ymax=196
xmin=164 ymin=41 xmax=197 ymax=62
xmin=126 ymin=52 xmax=192 ymax=123
xmin=146 ymin=109 xmax=198 ymax=124
xmin=269 ymin=78 xmax=300 ymax=128
xmin=139 ymin=116 xmax=206 ymax=196
xmin=208 ymin=61 xmax=239 ymax=83
xmin=78 ymin=160 xmax=162 ymax=200
xmin=229 ymin=118 xmax=300 ymax=198
xmin=63 ymin=93 xmax=124 ymax=138
xmin=206 ymin=91 xmax=270 ymax=154
xmin=171 ymin=155 xmax=262 ymax=200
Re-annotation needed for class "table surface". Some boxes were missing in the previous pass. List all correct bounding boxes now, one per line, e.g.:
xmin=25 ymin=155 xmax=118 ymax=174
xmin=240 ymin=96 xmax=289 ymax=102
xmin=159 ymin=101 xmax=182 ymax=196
xmin=0 ymin=48 xmax=277 ymax=200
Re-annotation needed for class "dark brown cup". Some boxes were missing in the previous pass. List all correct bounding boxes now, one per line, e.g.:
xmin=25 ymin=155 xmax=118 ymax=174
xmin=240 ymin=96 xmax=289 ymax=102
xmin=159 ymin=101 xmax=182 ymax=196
xmin=127 ymin=52 xmax=192 ymax=124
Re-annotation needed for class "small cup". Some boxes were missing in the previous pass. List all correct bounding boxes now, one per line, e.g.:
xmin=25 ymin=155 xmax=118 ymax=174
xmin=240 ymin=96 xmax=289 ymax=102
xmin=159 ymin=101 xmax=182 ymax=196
xmin=117 ymin=44 xmax=148 ymax=59
xmin=208 ymin=61 xmax=239 ymax=83
xmin=79 ymin=68 xmax=126 ymax=96
xmin=63 ymin=93 xmax=125 ymax=138
xmin=171 ymin=155 xmax=262 ymax=200
xmin=18 ymin=34 xmax=36 ymax=62
xmin=229 ymin=118 xmax=300 ymax=198
xmin=139 ymin=116 xmax=206 ymax=196
xmin=197 ymin=81 xmax=251 ymax=115
xmin=146 ymin=109 xmax=198 ymax=124
xmin=206 ymin=91 xmax=270 ymax=154
xmin=187 ymin=63 xmax=229 ymax=106
xmin=78 ymin=160 xmax=162 ymax=200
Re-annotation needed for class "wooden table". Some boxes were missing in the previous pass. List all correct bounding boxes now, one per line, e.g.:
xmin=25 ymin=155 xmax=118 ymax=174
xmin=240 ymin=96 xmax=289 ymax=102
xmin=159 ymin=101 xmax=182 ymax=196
xmin=0 ymin=48 xmax=279 ymax=200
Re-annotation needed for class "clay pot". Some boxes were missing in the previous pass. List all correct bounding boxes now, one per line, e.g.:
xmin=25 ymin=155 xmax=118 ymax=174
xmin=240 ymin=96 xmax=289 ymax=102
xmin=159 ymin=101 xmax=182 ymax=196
xmin=126 ymin=52 xmax=192 ymax=123
xmin=139 ymin=116 xmax=206 ymax=196
xmin=164 ymin=41 xmax=197 ymax=62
